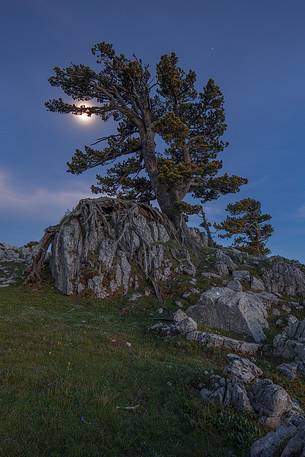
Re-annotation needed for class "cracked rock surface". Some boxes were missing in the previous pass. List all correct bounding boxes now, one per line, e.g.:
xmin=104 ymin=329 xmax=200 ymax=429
xmin=0 ymin=242 xmax=38 ymax=287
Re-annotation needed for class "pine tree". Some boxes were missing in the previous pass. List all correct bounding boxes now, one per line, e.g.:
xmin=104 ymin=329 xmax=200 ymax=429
xmin=46 ymin=42 xmax=247 ymax=237
xmin=214 ymin=198 xmax=273 ymax=255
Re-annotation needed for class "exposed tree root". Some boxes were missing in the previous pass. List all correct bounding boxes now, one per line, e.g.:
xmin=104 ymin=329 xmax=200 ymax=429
xmin=26 ymin=198 xmax=198 ymax=297
xmin=25 ymin=225 xmax=59 ymax=286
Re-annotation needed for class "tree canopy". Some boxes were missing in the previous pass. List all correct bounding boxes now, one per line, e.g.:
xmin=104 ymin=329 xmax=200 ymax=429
xmin=46 ymin=42 xmax=247 ymax=234
xmin=214 ymin=198 xmax=274 ymax=255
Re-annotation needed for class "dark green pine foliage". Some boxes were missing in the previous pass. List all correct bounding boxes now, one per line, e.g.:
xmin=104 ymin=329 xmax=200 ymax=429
xmin=214 ymin=198 xmax=274 ymax=256
xmin=46 ymin=42 xmax=247 ymax=231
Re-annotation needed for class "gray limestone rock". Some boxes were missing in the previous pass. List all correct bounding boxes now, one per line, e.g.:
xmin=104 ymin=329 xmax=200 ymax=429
xmin=186 ymin=331 xmax=260 ymax=355
xmin=201 ymin=272 xmax=222 ymax=279
xmin=173 ymin=309 xmax=197 ymax=335
xmin=250 ymin=423 xmax=299 ymax=457
xmin=215 ymin=250 xmax=237 ymax=276
xmin=224 ymin=353 xmax=263 ymax=384
xmin=273 ymin=318 xmax=305 ymax=362
xmin=249 ymin=378 xmax=293 ymax=428
xmin=232 ymin=270 xmax=252 ymax=283
xmin=226 ymin=279 xmax=243 ymax=292
xmin=200 ymin=356 xmax=304 ymax=435
xmin=277 ymin=362 xmax=299 ymax=380
xmin=0 ymin=242 xmax=39 ymax=287
xmin=251 ymin=276 xmax=266 ymax=291
xmin=149 ymin=322 xmax=179 ymax=336
xmin=262 ymin=257 xmax=305 ymax=298
xmin=250 ymin=419 xmax=305 ymax=457
xmin=200 ymin=377 xmax=253 ymax=413
xmin=49 ymin=198 xmax=196 ymax=298
xmin=187 ymin=287 xmax=269 ymax=342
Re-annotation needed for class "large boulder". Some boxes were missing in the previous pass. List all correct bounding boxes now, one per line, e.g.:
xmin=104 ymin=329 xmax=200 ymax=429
xmin=262 ymin=257 xmax=305 ymax=298
xmin=250 ymin=418 xmax=305 ymax=457
xmin=248 ymin=379 xmax=293 ymax=428
xmin=187 ymin=287 xmax=269 ymax=342
xmin=49 ymin=198 xmax=196 ymax=298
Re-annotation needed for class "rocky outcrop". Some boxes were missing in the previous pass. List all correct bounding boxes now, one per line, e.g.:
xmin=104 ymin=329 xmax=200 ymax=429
xmin=261 ymin=257 xmax=305 ymax=298
xmin=200 ymin=375 xmax=254 ymax=413
xmin=187 ymin=287 xmax=270 ymax=342
xmin=277 ymin=362 xmax=301 ymax=380
xmin=214 ymin=249 xmax=237 ymax=276
xmin=250 ymin=417 xmax=305 ymax=457
xmin=223 ymin=353 xmax=263 ymax=383
xmin=0 ymin=242 xmax=39 ymax=287
xmin=48 ymin=198 xmax=196 ymax=298
xmin=207 ymin=248 xmax=305 ymax=299
xmin=149 ymin=311 xmax=261 ymax=355
xmin=200 ymin=354 xmax=304 ymax=431
xmin=186 ymin=330 xmax=261 ymax=355
xmin=273 ymin=318 xmax=305 ymax=362
xmin=248 ymin=379 xmax=294 ymax=428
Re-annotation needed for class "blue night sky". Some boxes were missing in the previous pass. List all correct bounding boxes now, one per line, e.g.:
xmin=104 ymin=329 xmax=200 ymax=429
xmin=1 ymin=0 xmax=305 ymax=261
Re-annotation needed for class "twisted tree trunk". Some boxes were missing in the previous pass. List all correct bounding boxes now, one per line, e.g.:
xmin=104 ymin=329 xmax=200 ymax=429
xmin=25 ymin=225 xmax=59 ymax=286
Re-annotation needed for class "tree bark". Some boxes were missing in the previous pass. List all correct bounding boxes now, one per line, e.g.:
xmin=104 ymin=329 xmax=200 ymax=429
xmin=141 ymin=130 xmax=190 ymax=242
xmin=25 ymin=225 xmax=59 ymax=286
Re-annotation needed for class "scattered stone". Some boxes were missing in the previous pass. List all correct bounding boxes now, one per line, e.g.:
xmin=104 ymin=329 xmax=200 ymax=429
xmin=248 ymin=378 xmax=293 ymax=428
xmin=200 ymin=377 xmax=253 ymax=413
xmin=250 ymin=424 xmax=297 ymax=457
xmin=186 ymin=331 xmax=260 ymax=355
xmin=128 ymin=292 xmax=143 ymax=301
xmin=250 ymin=418 xmax=305 ymax=457
xmin=276 ymin=318 xmax=284 ymax=326
xmin=224 ymin=354 xmax=263 ymax=384
xmin=287 ymin=315 xmax=299 ymax=326
xmin=282 ymin=304 xmax=292 ymax=313
xmin=272 ymin=308 xmax=281 ymax=317
xmin=232 ymin=269 xmax=252 ymax=283
xmin=277 ymin=362 xmax=299 ymax=380
xmin=215 ymin=250 xmax=236 ymax=276
xmin=187 ymin=287 xmax=269 ymax=342
xmin=182 ymin=288 xmax=200 ymax=298
xmin=149 ymin=322 xmax=179 ymax=337
xmin=273 ymin=318 xmax=305 ymax=362
xmin=173 ymin=310 xmax=197 ymax=335
xmin=200 ymin=355 xmax=303 ymax=431
xmin=251 ymin=276 xmax=265 ymax=291
xmin=226 ymin=279 xmax=243 ymax=292
xmin=201 ymin=272 xmax=222 ymax=279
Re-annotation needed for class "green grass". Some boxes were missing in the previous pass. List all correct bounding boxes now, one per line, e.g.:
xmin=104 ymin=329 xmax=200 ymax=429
xmin=0 ymin=283 xmax=261 ymax=457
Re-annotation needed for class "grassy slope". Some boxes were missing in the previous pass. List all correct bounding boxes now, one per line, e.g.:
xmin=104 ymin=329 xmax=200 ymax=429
xmin=0 ymin=283 xmax=262 ymax=457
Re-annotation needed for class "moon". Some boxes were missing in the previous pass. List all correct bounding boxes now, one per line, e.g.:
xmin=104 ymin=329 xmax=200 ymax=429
xmin=74 ymin=102 xmax=95 ymax=124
